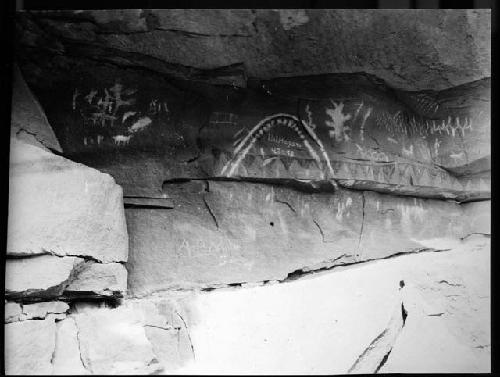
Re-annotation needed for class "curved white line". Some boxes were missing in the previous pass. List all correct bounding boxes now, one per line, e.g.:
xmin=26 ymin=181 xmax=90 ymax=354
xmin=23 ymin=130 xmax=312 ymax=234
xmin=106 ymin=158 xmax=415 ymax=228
xmin=300 ymin=118 xmax=335 ymax=178
xmin=222 ymin=113 xmax=336 ymax=179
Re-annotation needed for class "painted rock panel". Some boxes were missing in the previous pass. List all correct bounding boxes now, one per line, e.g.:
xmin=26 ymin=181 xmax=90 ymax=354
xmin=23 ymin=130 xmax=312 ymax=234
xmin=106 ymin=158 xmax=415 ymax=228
xmin=29 ymin=66 xmax=489 ymax=201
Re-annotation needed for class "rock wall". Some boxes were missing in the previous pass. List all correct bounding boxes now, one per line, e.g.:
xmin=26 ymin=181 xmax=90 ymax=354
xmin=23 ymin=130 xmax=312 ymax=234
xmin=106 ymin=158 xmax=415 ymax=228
xmin=5 ymin=71 xmax=130 ymax=374
xmin=7 ymin=9 xmax=491 ymax=375
xmin=20 ymin=68 xmax=490 ymax=202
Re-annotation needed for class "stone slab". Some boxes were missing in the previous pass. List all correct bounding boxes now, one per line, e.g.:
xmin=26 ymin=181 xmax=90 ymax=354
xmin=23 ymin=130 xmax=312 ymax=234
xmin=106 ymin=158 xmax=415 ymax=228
xmin=8 ymin=138 xmax=128 ymax=263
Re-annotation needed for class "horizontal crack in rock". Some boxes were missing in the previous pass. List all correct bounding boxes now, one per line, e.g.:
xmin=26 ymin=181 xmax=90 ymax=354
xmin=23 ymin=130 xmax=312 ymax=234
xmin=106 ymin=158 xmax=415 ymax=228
xmin=144 ymin=324 xmax=180 ymax=331
xmin=6 ymin=250 xmax=121 ymax=264
xmin=127 ymin=247 xmax=459 ymax=299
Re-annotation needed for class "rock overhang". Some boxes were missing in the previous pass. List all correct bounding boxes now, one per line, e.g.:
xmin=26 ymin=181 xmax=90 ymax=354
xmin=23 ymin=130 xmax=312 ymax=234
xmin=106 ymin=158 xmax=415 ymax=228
xmin=14 ymin=9 xmax=491 ymax=91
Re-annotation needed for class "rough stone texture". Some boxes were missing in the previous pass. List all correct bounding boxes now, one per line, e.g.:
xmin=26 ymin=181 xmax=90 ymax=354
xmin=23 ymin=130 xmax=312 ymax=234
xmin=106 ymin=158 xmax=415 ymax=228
xmin=379 ymin=235 xmax=490 ymax=373
xmin=169 ymin=235 xmax=490 ymax=374
xmin=461 ymin=200 xmax=491 ymax=236
xmin=143 ymin=326 xmax=194 ymax=372
xmin=5 ymin=317 xmax=57 ymax=375
xmin=126 ymin=181 xmax=486 ymax=296
xmin=15 ymin=10 xmax=490 ymax=91
xmin=126 ymin=182 xmax=362 ymax=295
xmin=8 ymin=138 xmax=128 ymax=263
xmin=72 ymin=306 xmax=162 ymax=374
xmin=358 ymin=191 xmax=465 ymax=260
xmin=5 ymin=302 xmax=23 ymax=323
xmin=65 ymin=262 xmax=127 ymax=297
xmin=11 ymin=64 xmax=62 ymax=152
xmin=52 ymin=317 xmax=89 ymax=375
xmin=4 ymin=237 xmax=489 ymax=374
xmin=5 ymin=255 xmax=127 ymax=301
xmin=4 ymin=236 xmax=488 ymax=375
xmin=123 ymin=297 xmax=196 ymax=372
xmin=22 ymin=301 xmax=69 ymax=320
xmin=5 ymin=255 xmax=82 ymax=300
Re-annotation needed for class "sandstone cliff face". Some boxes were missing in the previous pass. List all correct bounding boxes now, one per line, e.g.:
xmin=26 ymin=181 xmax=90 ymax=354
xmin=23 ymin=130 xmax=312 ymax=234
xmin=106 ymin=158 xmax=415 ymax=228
xmin=6 ymin=9 xmax=490 ymax=375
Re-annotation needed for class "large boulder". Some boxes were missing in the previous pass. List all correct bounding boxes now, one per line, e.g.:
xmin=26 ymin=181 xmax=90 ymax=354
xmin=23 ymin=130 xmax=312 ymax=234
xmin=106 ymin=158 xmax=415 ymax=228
xmin=7 ymin=138 xmax=128 ymax=263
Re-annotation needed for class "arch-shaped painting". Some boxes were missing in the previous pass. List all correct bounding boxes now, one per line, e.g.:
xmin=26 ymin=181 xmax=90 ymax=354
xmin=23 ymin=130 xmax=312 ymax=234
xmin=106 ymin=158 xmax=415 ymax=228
xmin=221 ymin=113 xmax=335 ymax=179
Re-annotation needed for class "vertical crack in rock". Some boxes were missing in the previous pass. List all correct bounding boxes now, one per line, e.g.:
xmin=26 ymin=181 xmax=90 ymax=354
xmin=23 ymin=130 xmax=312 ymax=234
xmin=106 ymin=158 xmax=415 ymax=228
xmin=312 ymin=219 xmax=331 ymax=243
xmin=401 ymin=303 xmax=408 ymax=325
xmin=50 ymin=320 xmax=58 ymax=369
xmin=368 ymin=134 xmax=381 ymax=148
xmin=374 ymin=350 xmax=393 ymax=374
xmin=175 ymin=311 xmax=196 ymax=360
xmin=347 ymin=299 xmax=407 ymax=374
xmin=202 ymin=196 xmax=219 ymax=229
xmin=357 ymin=191 xmax=366 ymax=256
xmin=74 ymin=319 xmax=91 ymax=373
xmin=275 ymin=198 xmax=297 ymax=213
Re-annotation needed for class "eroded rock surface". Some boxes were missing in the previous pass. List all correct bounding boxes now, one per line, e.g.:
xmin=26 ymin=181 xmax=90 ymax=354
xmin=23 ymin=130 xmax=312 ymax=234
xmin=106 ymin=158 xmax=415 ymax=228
xmin=6 ymin=255 xmax=82 ymax=299
xmin=71 ymin=305 xmax=162 ymax=374
xmin=21 ymin=301 xmax=70 ymax=320
xmin=8 ymin=138 xmax=128 ymax=263
xmin=5 ymin=317 xmax=57 ymax=375
xmin=4 ymin=235 xmax=490 ymax=375
xmin=169 ymin=235 xmax=490 ymax=374
xmin=126 ymin=181 xmax=489 ymax=295
xmin=52 ymin=317 xmax=89 ymax=375
xmin=5 ymin=255 xmax=127 ymax=301
xmin=5 ymin=302 xmax=23 ymax=323
xmin=379 ymin=235 xmax=491 ymax=373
